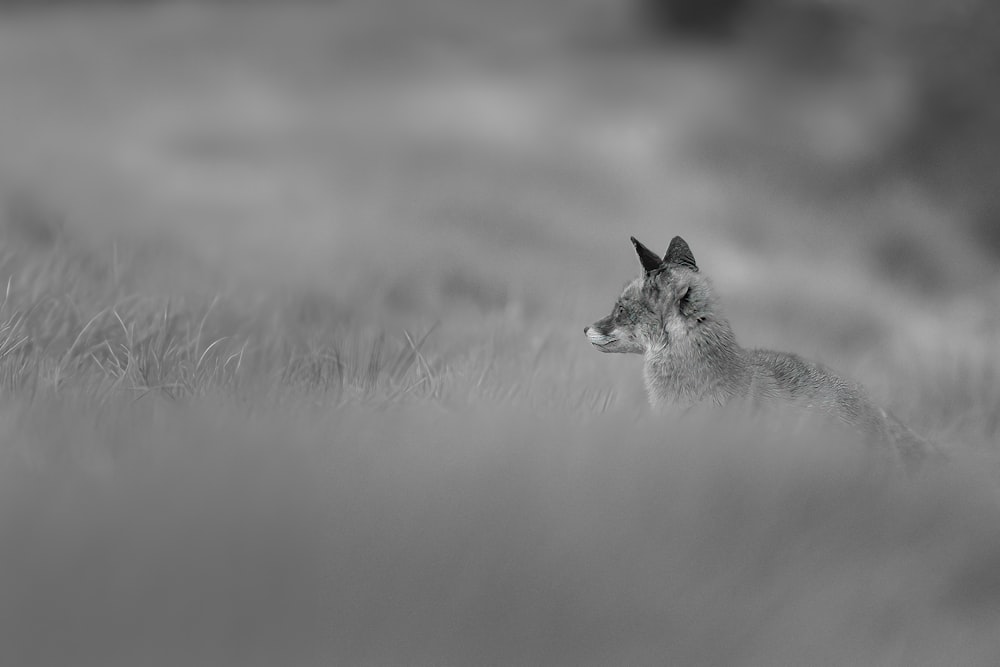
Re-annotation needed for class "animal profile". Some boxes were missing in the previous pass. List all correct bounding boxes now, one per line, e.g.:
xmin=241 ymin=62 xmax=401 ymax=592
xmin=585 ymin=236 xmax=932 ymax=466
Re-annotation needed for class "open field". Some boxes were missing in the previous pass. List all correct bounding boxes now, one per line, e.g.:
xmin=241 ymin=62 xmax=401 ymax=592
xmin=0 ymin=1 xmax=999 ymax=664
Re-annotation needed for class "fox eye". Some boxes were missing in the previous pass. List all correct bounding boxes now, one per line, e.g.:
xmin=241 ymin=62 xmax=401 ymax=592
xmin=615 ymin=303 xmax=639 ymax=324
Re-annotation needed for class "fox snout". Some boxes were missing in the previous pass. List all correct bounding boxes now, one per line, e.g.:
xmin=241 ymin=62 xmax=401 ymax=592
xmin=586 ymin=316 xmax=646 ymax=353
xmin=584 ymin=324 xmax=616 ymax=351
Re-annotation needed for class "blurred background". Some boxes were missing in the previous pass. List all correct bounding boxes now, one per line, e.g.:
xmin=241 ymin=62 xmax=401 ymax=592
xmin=2 ymin=3 xmax=998 ymax=281
xmin=2 ymin=0 xmax=999 ymax=397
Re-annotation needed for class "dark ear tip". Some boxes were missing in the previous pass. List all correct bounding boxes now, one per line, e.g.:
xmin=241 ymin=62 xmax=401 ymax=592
xmin=631 ymin=236 xmax=665 ymax=274
xmin=665 ymin=235 xmax=698 ymax=272
xmin=630 ymin=236 xmax=640 ymax=247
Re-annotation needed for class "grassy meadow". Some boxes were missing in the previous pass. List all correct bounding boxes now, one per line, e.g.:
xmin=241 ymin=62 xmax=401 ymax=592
xmin=0 ymin=2 xmax=999 ymax=665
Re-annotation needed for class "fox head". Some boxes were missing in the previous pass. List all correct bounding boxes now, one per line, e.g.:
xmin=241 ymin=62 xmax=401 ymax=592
xmin=585 ymin=236 xmax=714 ymax=355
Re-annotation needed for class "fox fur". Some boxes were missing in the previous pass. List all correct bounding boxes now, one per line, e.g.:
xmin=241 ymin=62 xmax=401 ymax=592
xmin=585 ymin=236 xmax=932 ymax=466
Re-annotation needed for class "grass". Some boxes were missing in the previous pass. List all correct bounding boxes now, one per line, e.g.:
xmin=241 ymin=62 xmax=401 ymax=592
xmin=0 ymin=209 xmax=997 ymax=667
xmin=0 ymin=2 xmax=999 ymax=665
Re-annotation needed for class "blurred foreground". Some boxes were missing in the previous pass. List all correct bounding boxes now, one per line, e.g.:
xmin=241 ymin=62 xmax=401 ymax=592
xmin=4 ymin=400 xmax=1000 ymax=666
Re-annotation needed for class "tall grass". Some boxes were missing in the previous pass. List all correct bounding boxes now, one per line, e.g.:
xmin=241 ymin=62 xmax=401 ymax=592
xmin=0 ymin=217 xmax=995 ymax=666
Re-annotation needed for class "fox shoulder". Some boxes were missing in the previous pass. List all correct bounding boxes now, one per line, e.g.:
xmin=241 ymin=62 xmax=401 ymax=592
xmin=746 ymin=349 xmax=865 ymax=400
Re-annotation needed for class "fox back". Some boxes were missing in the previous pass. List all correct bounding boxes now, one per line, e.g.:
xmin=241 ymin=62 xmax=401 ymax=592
xmin=585 ymin=236 xmax=931 ymax=465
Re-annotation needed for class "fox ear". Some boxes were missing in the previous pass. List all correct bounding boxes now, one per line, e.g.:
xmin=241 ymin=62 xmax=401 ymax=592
xmin=631 ymin=236 xmax=664 ymax=274
xmin=664 ymin=236 xmax=698 ymax=272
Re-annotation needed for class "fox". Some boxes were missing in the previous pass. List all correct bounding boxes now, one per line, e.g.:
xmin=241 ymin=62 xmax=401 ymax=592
xmin=585 ymin=235 xmax=933 ymax=466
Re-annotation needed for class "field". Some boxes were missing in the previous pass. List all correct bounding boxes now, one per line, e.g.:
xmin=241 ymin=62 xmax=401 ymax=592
xmin=1 ymin=2 xmax=999 ymax=665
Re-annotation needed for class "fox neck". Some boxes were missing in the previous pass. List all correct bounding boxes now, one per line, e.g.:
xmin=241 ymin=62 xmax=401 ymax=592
xmin=643 ymin=317 xmax=749 ymax=408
